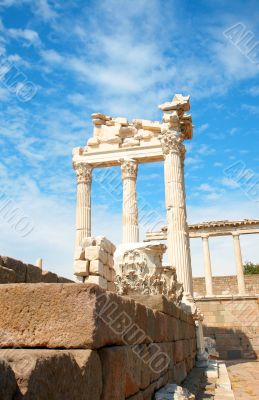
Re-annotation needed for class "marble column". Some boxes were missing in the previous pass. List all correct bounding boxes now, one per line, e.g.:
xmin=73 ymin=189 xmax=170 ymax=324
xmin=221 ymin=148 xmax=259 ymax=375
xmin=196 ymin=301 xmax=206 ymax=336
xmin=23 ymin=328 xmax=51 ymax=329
xmin=161 ymin=135 xmax=193 ymax=297
xmin=202 ymin=235 xmax=213 ymax=296
xmin=232 ymin=233 xmax=246 ymax=295
xmin=73 ymin=162 xmax=92 ymax=250
xmin=121 ymin=158 xmax=139 ymax=243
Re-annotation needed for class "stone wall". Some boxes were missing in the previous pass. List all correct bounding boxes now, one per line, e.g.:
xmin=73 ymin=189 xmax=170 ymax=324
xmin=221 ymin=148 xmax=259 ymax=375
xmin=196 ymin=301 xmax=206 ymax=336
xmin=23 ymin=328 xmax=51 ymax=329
xmin=0 ymin=255 xmax=73 ymax=284
xmin=0 ymin=283 xmax=196 ymax=399
xmin=193 ymin=274 xmax=259 ymax=297
xmin=196 ymin=296 xmax=259 ymax=360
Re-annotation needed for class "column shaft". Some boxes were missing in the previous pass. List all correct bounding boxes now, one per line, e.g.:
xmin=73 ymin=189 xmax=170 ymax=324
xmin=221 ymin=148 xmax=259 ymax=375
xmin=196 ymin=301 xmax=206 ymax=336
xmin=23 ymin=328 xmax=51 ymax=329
xmin=233 ymin=234 xmax=246 ymax=295
xmin=121 ymin=159 xmax=139 ymax=243
xmin=202 ymin=236 xmax=213 ymax=296
xmin=164 ymin=147 xmax=193 ymax=296
xmin=74 ymin=163 xmax=92 ymax=250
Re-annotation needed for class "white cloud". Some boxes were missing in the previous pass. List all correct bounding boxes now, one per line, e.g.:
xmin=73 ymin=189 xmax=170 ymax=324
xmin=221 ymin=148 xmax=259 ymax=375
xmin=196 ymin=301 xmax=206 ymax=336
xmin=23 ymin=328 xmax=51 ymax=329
xmin=221 ymin=177 xmax=240 ymax=189
xmin=8 ymin=28 xmax=41 ymax=46
xmin=247 ymin=85 xmax=259 ymax=96
xmin=199 ymin=123 xmax=209 ymax=132
xmin=197 ymin=144 xmax=215 ymax=156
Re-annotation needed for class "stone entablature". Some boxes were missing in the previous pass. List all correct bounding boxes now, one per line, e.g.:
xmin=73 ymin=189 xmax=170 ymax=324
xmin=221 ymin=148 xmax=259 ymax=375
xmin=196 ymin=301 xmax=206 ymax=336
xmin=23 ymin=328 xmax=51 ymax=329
xmin=72 ymin=94 xmax=192 ymax=168
xmin=145 ymin=219 xmax=259 ymax=240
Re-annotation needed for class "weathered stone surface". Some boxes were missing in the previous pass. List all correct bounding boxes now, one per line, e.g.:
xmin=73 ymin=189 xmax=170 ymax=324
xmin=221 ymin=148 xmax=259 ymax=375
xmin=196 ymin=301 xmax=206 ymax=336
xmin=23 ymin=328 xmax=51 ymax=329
xmin=84 ymin=275 xmax=107 ymax=289
xmin=175 ymin=341 xmax=184 ymax=363
xmin=126 ymin=295 xmax=183 ymax=320
xmin=0 ymin=349 xmax=102 ymax=400
xmin=57 ymin=276 xmax=74 ymax=283
xmin=89 ymin=260 xmax=104 ymax=276
xmin=155 ymin=383 xmax=195 ymax=399
xmin=26 ymin=264 xmax=42 ymax=283
xmin=0 ymin=265 xmax=16 ymax=284
xmin=0 ymin=358 xmax=17 ymax=400
xmin=74 ymin=260 xmax=89 ymax=276
xmin=0 ymin=283 xmax=163 ymax=349
xmin=99 ymin=347 xmax=126 ymax=400
xmin=0 ymin=256 xmax=26 ymax=283
xmin=85 ymin=246 xmax=107 ymax=264
xmin=41 ymin=270 xmax=58 ymax=283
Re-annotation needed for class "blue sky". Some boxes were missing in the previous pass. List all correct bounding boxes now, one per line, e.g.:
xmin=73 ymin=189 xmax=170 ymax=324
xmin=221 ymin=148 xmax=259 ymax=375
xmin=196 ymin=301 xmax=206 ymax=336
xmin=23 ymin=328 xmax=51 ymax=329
xmin=0 ymin=0 xmax=258 ymax=279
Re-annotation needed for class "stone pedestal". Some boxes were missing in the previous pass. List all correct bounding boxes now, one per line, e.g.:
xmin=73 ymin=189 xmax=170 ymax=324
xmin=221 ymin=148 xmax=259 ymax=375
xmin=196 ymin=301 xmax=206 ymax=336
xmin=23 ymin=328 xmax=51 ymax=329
xmin=121 ymin=159 xmax=139 ymax=243
xmin=73 ymin=162 xmax=92 ymax=250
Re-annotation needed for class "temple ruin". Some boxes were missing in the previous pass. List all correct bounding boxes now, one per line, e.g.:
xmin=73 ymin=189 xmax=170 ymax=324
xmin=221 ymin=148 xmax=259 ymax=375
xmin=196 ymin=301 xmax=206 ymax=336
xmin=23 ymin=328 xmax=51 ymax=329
xmin=0 ymin=94 xmax=257 ymax=399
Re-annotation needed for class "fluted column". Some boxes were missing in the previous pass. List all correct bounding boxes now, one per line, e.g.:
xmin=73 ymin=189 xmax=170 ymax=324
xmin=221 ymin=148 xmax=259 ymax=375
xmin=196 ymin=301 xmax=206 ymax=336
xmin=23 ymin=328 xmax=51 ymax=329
xmin=73 ymin=162 xmax=92 ymax=251
xmin=232 ymin=233 xmax=246 ymax=295
xmin=161 ymin=135 xmax=193 ymax=297
xmin=121 ymin=158 xmax=139 ymax=243
xmin=201 ymin=235 xmax=213 ymax=296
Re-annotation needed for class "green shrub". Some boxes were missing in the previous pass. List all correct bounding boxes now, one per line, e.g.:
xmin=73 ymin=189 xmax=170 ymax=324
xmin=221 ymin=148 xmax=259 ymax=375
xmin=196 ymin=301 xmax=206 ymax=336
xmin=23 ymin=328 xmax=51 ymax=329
xmin=243 ymin=261 xmax=259 ymax=275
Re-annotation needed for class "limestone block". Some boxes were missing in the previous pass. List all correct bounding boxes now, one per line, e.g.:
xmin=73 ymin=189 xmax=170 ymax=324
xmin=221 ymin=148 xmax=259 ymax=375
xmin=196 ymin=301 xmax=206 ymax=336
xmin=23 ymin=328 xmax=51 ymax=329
xmin=114 ymin=117 xmax=128 ymax=125
xmin=107 ymin=282 xmax=116 ymax=292
xmin=0 ymin=359 xmax=17 ymax=400
xmin=0 ymin=265 xmax=16 ymax=283
xmin=74 ymin=246 xmax=85 ymax=260
xmin=0 ymin=284 xmax=137 ymax=349
xmin=0 ymin=349 xmax=102 ymax=400
xmin=111 ymin=268 xmax=116 ymax=282
xmin=95 ymin=236 xmax=116 ymax=254
xmin=174 ymin=360 xmax=187 ymax=385
xmin=107 ymin=253 xmax=114 ymax=268
xmin=125 ymin=295 xmax=181 ymax=319
xmin=74 ymin=260 xmax=89 ymax=276
xmin=103 ymin=264 xmax=110 ymax=280
xmin=85 ymin=246 xmax=107 ymax=264
xmin=84 ymin=275 xmax=107 ymax=290
xmin=57 ymin=276 xmax=74 ymax=283
xmin=89 ymin=260 xmax=104 ymax=276
xmin=121 ymin=138 xmax=140 ymax=147
xmin=0 ymin=256 xmax=26 ymax=283
xmin=99 ymin=346 xmax=142 ymax=399
xmin=41 ymin=270 xmax=58 ymax=283
xmin=26 ymin=264 xmax=42 ymax=283
xmin=174 ymin=341 xmax=184 ymax=363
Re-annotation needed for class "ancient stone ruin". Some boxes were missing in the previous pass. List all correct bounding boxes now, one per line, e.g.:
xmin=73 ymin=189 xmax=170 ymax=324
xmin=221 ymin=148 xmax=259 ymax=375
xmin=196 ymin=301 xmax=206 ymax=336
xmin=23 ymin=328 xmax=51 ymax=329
xmin=0 ymin=94 xmax=258 ymax=399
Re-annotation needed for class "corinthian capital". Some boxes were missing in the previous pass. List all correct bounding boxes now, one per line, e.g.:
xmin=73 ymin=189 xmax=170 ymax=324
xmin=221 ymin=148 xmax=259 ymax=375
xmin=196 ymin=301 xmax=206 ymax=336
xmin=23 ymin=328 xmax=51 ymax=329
xmin=73 ymin=162 xmax=92 ymax=184
xmin=159 ymin=131 xmax=186 ymax=157
xmin=121 ymin=158 xmax=138 ymax=179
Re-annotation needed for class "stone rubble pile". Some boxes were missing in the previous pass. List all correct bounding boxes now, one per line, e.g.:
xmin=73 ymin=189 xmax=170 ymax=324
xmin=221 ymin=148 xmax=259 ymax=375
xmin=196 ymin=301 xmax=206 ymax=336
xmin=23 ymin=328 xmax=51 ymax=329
xmin=74 ymin=236 xmax=116 ymax=291
xmin=155 ymin=383 xmax=195 ymax=399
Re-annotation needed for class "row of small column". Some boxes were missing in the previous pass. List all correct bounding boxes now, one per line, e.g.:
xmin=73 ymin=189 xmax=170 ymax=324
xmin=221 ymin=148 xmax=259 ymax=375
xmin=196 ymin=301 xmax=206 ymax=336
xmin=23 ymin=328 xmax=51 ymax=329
xmin=202 ymin=233 xmax=246 ymax=296
xmin=73 ymin=159 xmax=140 ymax=250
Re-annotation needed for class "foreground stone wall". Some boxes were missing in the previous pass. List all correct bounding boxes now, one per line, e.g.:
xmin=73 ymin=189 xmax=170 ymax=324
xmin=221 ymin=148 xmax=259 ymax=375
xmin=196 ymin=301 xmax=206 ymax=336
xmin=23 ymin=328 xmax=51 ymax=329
xmin=193 ymin=274 xmax=259 ymax=297
xmin=0 ymin=255 xmax=73 ymax=284
xmin=196 ymin=296 xmax=259 ymax=360
xmin=0 ymin=283 xmax=196 ymax=399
